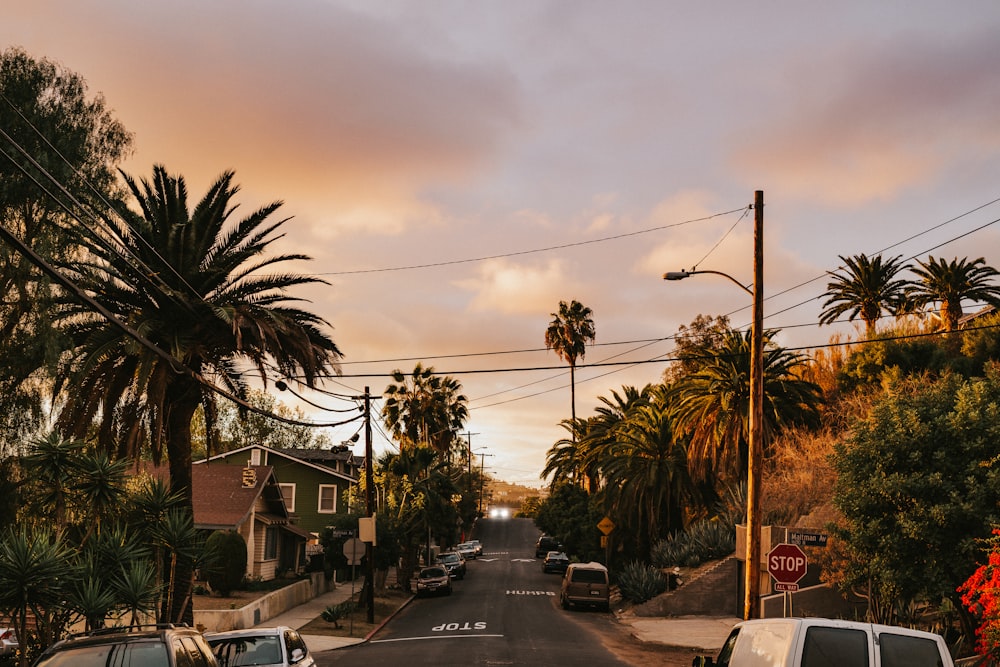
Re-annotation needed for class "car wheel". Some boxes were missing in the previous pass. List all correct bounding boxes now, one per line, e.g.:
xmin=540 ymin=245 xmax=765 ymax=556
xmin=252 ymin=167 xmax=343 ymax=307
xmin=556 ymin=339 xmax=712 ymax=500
xmin=561 ymin=595 xmax=570 ymax=610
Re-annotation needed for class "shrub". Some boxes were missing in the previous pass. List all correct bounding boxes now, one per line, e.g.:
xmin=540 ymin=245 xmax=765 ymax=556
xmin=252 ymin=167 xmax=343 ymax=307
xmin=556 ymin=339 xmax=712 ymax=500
xmin=321 ymin=600 xmax=356 ymax=628
xmin=617 ymin=561 xmax=667 ymax=604
xmin=204 ymin=530 xmax=247 ymax=597
xmin=650 ymin=518 xmax=735 ymax=569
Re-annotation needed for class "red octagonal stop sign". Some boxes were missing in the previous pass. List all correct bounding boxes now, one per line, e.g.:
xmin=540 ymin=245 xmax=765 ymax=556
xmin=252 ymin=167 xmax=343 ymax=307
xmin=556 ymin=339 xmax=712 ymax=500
xmin=767 ymin=543 xmax=807 ymax=589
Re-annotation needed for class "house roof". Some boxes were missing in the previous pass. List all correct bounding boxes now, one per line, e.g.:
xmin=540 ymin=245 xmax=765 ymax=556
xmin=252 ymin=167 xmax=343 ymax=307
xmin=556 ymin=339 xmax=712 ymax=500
xmin=197 ymin=444 xmax=358 ymax=483
xmin=142 ymin=463 xmax=286 ymax=530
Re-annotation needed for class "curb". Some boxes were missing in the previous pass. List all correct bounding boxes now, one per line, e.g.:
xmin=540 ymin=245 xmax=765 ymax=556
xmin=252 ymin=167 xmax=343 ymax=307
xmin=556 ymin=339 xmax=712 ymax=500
xmin=361 ymin=594 xmax=416 ymax=642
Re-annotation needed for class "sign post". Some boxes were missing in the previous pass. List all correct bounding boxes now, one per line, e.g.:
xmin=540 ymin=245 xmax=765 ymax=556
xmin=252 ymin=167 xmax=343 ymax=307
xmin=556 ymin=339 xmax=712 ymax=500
xmin=767 ymin=543 xmax=807 ymax=617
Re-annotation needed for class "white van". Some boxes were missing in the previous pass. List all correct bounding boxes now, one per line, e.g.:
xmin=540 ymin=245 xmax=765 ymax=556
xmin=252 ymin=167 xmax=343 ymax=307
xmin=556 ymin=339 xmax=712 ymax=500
xmin=694 ymin=617 xmax=954 ymax=667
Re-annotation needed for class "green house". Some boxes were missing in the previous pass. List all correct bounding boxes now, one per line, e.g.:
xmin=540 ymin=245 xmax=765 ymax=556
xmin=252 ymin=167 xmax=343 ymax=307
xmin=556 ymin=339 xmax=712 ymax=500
xmin=197 ymin=444 xmax=360 ymax=538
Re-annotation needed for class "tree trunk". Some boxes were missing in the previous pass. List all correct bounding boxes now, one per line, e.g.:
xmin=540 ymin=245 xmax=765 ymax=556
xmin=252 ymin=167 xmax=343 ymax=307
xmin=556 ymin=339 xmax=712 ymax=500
xmin=164 ymin=376 xmax=200 ymax=626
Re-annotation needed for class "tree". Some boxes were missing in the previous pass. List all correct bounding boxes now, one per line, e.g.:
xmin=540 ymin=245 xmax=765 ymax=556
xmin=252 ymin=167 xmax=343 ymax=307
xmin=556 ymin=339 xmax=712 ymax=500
xmin=664 ymin=314 xmax=733 ymax=383
xmin=544 ymin=300 xmax=596 ymax=433
xmin=830 ymin=367 xmax=1000 ymax=632
xmin=53 ymin=165 xmax=342 ymax=622
xmin=0 ymin=47 xmax=133 ymax=445
xmin=907 ymin=255 xmax=1000 ymax=332
xmin=819 ymin=254 xmax=911 ymax=338
xmin=203 ymin=530 xmax=247 ymax=597
xmin=670 ymin=327 xmax=822 ymax=484
xmin=382 ymin=363 xmax=468 ymax=454
xmin=540 ymin=418 xmax=587 ymax=488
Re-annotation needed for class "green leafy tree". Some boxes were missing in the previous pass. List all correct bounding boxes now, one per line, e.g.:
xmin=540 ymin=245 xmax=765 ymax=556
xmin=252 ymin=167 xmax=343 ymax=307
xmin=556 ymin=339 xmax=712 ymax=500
xmin=670 ymin=327 xmax=822 ymax=484
xmin=540 ymin=418 xmax=587 ymax=488
xmin=0 ymin=48 xmax=133 ymax=446
xmin=907 ymin=256 xmax=1000 ymax=332
xmin=53 ymin=166 xmax=342 ymax=622
xmin=664 ymin=314 xmax=733 ymax=382
xmin=534 ymin=482 xmax=603 ymax=563
xmin=545 ymin=300 xmax=596 ymax=431
xmin=831 ymin=367 xmax=1000 ymax=632
xmin=819 ymin=254 xmax=911 ymax=338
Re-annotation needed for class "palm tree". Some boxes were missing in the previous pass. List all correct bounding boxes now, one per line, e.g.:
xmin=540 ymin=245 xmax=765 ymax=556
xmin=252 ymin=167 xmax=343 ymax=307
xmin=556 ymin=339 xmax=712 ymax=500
xmin=544 ymin=300 xmax=596 ymax=432
xmin=670 ymin=327 xmax=823 ymax=484
xmin=907 ymin=256 xmax=1000 ymax=332
xmin=819 ymin=254 xmax=911 ymax=338
xmin=541 ymin=418 xmax=587 ymax=487
xmin=53 ymin=165 xmax=342 ymax=622
xmin=382 ymin=363 xmax=468 ymax=453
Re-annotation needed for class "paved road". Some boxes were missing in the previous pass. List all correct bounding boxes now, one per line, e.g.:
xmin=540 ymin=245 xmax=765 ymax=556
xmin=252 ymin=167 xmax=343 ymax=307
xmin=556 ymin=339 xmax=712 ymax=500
xmin=315 ymin=517 xmax=632 ymax=666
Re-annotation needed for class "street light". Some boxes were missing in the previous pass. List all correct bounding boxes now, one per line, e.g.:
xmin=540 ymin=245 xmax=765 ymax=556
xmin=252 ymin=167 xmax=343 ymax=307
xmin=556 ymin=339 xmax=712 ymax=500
xmin=663 ymin=190 xmax=764 ymax=620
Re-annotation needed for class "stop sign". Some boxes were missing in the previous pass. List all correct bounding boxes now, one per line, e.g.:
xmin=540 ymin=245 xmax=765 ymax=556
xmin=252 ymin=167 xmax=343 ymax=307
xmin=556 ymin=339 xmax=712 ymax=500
xmin=767 ymin=543 xmax=807 ymax=588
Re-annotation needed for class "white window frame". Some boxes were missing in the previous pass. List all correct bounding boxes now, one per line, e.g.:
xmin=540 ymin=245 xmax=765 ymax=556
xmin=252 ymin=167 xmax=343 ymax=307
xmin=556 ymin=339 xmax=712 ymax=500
xmin=318 ymin=484 xmax=337 ymax=514
xmin=278 ymin=483 xmax=296 ymax=513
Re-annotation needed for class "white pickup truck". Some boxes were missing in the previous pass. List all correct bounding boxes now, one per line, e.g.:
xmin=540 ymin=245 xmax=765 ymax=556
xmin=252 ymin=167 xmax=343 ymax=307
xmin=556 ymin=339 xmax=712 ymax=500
xmin=693 ymin=617 xmax=954 ymax=667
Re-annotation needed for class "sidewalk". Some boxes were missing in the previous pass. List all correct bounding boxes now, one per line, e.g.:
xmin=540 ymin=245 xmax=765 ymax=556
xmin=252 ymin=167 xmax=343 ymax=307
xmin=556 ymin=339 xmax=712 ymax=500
xmin=616 ymin=613 xmax=740 ymax=653
xmin=252 ymin=580 xmax=367 ymax=652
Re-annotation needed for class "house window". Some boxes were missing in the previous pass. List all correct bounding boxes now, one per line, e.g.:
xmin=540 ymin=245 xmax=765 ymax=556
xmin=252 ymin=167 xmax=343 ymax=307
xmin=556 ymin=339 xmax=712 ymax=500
xmin=318 ymin=484 xmax=337 ymax=513
xmin=279 ymin=483 xmax=296 ymax=512
xmin=264 ymin=526 xmax=278 ymax=560
xmin=250 ymin=448 xmax=261 ymax=465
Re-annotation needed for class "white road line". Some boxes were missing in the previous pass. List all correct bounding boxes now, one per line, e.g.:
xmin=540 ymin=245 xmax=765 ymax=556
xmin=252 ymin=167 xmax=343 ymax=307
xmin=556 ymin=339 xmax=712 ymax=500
xmin=370 ymin=634 xmax=505 ymax=644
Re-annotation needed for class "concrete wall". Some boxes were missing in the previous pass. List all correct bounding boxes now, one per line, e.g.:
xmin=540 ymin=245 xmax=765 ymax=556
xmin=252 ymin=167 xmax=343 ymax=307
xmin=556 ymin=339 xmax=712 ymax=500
xmin=194 ymin=572 xmax=329 ymax=632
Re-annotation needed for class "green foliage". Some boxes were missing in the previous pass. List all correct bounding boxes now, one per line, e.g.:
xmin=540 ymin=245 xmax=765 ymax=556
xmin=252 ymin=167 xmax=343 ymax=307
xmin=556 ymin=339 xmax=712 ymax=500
xmin=534 ymin=483 xmax=603 ymax=562
xmin=650 ymin=519 xmax=736 ymax=569
xmin=617 ymin=561 xmax=668 ymax=604
xmin=831 ymin=367 xmax=1000 ymax=624
xmin=204 ymin=531 xmax=247 ymax=597
xmin=321 ymin=600 xmax=356 ymax=628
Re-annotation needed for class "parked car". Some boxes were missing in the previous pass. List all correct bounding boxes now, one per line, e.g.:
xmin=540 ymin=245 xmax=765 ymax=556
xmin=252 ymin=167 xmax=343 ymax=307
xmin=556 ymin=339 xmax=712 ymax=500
xmin=33 ymin=623 xmax=218 ymax=666
xmin=535 ymin=535 xmax=561 ymax=558
xmin=560 ymin=562 xmax=610 ymax=611
xmin=542 ymin=551 xmax=570 ymax=574
xmin=692 ymin=617 xmax=955 ymax=667
xmin=455 ymin=542 xmax=478 ymax=560
xmin=435 ymin=551 xmax=467 ymax=579
xmin=206 ymin=626 xmax=314 ymax=667
xmin=0 ymin=628 xmax=16 ymax=657
xmin=416 ymin=565 xmax=452 ymax=597
xmin=464 ymin=540 xmax=483 ymax=557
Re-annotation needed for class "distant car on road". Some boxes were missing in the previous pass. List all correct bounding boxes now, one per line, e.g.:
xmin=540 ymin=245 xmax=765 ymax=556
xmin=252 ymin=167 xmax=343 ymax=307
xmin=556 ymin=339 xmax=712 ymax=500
xmin=460 ymin=540 xmax=483 ymax=557
xmin=206 ymin=626 xmax=314 ymax=667
xmin=543 ymin=551 xmax=570 ymax=574
xmin=535 ymin=535 xmax=562 ymax=558
xmin=416 ymin=565 xmax=453 ymax=597
xmin=455 ymin=542 xmax=478 ymax=560
xmin=435 ymin=551 xmax=467 ymax=579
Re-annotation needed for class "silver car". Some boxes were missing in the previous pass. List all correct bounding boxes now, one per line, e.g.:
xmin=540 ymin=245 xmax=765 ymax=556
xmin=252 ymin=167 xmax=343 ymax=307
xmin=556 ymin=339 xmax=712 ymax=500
xmin=206 ymin=626 xmax=314 ymax=667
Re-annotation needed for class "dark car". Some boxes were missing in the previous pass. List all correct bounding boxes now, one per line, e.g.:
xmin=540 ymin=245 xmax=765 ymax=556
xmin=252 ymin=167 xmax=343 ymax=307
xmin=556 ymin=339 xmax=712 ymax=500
xmin=416 ymin=565 xmax=452 ymax=597
xmin=435 ymin=551 xmax=467 ymax=579
xmin=543 ymin=551 xmax=570 ymax=574
xmin=33 ymin=623 xmax=218 ymax=667
xmin=535 ymin=535 xmax=562 ymax=558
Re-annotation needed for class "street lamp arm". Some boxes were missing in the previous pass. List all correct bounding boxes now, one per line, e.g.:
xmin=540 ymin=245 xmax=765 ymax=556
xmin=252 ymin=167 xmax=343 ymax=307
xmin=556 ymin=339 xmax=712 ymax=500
xmin=662 ymin=269 xmax=753 ymax=296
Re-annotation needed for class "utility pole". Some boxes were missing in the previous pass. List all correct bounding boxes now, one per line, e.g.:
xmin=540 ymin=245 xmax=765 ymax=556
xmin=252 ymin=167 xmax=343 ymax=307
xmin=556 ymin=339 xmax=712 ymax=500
xmin=478 ymin=451 xmax=494 ymax=516
xmin=745 ymin=190 xmax=764 ymax=620
xmin=463 ymin=432 xmax=478 ymax=540
xmin=364 ymin=386 xmax=375 ymax=624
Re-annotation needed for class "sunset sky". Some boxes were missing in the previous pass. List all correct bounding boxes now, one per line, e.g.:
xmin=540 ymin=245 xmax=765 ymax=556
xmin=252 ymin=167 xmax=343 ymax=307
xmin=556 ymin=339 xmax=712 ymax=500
xmin=5 ymin=1 xmax=1000 ymax=488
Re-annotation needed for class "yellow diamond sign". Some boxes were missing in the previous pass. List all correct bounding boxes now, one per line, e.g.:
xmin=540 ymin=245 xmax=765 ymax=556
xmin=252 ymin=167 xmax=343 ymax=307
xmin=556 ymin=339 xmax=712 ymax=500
xmin=597 ymin=516 xmax=615 ymax=535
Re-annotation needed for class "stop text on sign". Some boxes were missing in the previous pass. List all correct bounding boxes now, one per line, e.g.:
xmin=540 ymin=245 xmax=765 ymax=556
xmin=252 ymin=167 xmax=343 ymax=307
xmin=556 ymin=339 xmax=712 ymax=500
xmin=769 ymin=554 xmax=805 ymax=571
xmin=767 ymin=542 xmax=808 ymax=591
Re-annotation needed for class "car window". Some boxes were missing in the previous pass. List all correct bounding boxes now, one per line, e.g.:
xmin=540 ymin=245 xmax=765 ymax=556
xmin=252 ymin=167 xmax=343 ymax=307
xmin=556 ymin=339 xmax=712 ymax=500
xmin=713 ymin=628 xmax=740 ymax=667
xmin=174 ymin=638 xmax=196 ymax=667
xmin=878 ymin=631 xmax=944 ymax=667
xmin=35 ymin=643 xmax=171 ymax=667
xmin=801 ymin=626 xmax=868 ymax=667
xmin=209 ymin=636 xmax=282 ymax=666
xmin=571 ymin=569 xmax=607 ymax=584
xmin=284 ymin=629 xmax=308 ymax=662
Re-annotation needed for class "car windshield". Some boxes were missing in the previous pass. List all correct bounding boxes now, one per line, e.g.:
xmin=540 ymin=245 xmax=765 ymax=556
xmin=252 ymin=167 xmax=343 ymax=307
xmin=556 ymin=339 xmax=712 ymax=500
xmin=421 ymin=567 xmax=447 ymax=578
xmin=34 ymin=642 xmax=170 ymax=667
xmin=438 ymin=554 xmax=459 ymax=563
xmin=208 ymin=635 xmax=283 ymax=666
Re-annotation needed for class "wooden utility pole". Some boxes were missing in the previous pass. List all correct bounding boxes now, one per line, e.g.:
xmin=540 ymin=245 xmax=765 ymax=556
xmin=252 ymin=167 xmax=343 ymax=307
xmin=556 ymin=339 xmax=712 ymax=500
xmin=364 ymin=386 xmax=375 ymax=624
xmin=745 ymin=190 xmax=765 ymax=620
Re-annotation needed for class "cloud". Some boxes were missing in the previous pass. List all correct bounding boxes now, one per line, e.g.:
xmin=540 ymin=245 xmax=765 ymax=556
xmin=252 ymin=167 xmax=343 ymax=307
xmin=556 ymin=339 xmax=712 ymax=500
xmin=458 ymin=259 xmax=569 ymax=314
xmin=731 ymin=26 xmax=1000 ymax=205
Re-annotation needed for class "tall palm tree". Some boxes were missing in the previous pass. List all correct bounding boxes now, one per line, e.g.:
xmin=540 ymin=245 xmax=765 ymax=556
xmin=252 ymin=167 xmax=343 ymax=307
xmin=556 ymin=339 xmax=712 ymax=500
xmin=53 ymin=165 xmax=342 ymax=622
xmin=907 ymin=256 xmax=1000 ymax=332
xmin=541 ymin=418 xmax=587 ymax=488
xmin=670 ymin=327 xmax=822 ymax=484
xmin=545 ymin=300 xmax=596 ymax=432
xmin=819 ymin=254 xmax=911 ymax=338
xmin=382 ymin=363 xmax=468 ymax=453
xmin=600 ymin=385 xmax=695 ymax=558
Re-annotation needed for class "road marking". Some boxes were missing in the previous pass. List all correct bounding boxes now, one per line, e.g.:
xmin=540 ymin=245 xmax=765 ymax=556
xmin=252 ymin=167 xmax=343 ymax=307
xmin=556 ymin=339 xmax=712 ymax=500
xmin=511 ymin=558 xmax=534 ymax=562
xmin=478 ymin=558 xmax=499 ymax=562
xmin=506 ymin=590 xmax=556 ymax=596
xmin=371 ymin=634 xmax=504 ymax=644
